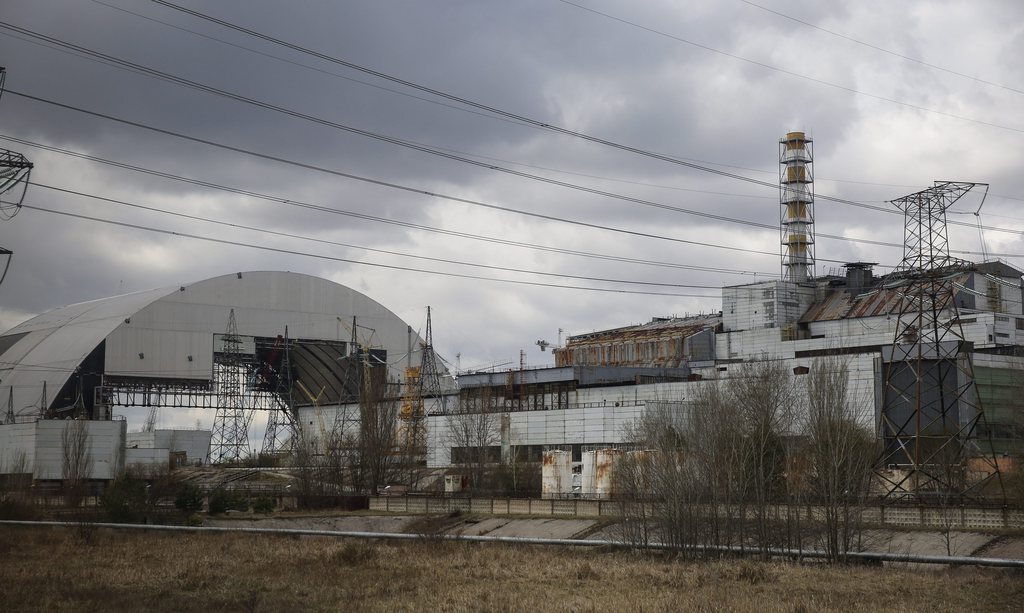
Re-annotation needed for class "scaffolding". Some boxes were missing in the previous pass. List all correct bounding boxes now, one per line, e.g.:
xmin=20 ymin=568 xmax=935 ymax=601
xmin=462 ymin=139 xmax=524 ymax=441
xmin=779 ymin=131 xmax=814 ymax=283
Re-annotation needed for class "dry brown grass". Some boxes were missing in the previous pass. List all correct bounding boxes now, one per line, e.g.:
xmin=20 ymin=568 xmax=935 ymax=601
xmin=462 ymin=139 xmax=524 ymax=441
xmin=0 ymin=526 xmax=1022 ymax=612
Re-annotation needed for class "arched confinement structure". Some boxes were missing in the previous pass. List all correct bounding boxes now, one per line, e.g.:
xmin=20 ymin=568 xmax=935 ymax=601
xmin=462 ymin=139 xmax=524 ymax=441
xmin=0 ymin=271 xmax=442 ymax=425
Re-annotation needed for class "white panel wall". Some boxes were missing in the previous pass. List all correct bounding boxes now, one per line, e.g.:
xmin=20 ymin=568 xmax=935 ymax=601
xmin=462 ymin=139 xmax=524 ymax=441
xmin=32 ymin=420 xmax=126 ymax=480
xmin=126 ymin=448 xmax=169 ymax=472
xmin=153 ymin=430 xmax=211 ymax=464
xmin=105 ymin=327 xmax=213 ymax=380
xmin=0 ymin=422 xmax=36 ymax=473
xmin=128 ymin=429 xmax=211 ymax=464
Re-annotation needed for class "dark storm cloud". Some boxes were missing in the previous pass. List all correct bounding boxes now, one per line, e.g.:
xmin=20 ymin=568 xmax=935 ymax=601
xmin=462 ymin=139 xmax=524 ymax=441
xmin=1 ymin=0 xmax=1023 ymax=379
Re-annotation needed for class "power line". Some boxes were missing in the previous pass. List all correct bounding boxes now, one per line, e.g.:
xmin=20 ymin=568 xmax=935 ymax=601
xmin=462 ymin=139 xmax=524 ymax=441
xmin=133 ymin=4 xmax=929 ymax=211
xmin=1 ymin=134 xmax=773 ymax=277
xmin=19 ymin=202 xmax=728 ymax=298
xmin=1 ymin=19 xmax=917 ymax=226
xmin=5 ymin=23 xmax=1016 ymax=250
xmin=738 ymin=0 xmax=1024 ymax=97
xmin=1 ymin=23 xmax=892 ymax=204
xmin=6 ymin=86 xmax=1009 ymax=263
xmin=81 ymin=0 xmax=911 ymax=196
xmin=0 ymin=21 xmax=900 ymax=221
xmin=28 ymin=181 xmax=739 ymax=291
xmin=554 ymin=0 xmax=1024 ymax=134
xmin=7 ymin=92 xmax=884 ymax=266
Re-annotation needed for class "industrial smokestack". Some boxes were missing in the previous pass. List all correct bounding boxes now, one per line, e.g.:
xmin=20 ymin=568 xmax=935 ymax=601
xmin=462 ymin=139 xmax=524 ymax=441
xmin=780 ymin=132 xmax=814 ymax=283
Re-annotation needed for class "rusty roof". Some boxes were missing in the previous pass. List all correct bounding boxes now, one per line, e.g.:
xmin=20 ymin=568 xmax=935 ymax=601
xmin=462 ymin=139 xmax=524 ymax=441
xmin=564 ymin=313 xmax=722 ymax=344
xmin=800 ymin=274 xmax=967 ymax=323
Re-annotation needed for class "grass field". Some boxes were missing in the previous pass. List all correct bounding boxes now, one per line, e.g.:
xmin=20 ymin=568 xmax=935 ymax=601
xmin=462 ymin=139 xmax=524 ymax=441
xmin=1 ymin=526 xmax=1022 ymax=612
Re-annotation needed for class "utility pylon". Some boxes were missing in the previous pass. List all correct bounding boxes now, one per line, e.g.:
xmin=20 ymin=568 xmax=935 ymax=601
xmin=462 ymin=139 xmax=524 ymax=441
xmin=208 ymin=309 xmax=253 ymax=463
xmin=419 ymin=306 xmax=447 ymax=415
xmin=400 ymin=307 xmax=446 ymax=470
xmin=877 ymin=181 xmax=1003 ymax=503
xmin=0 ymin=68 xmax=33 ymax=289
xmin=261 ymin=330 xmax=296 ymax=455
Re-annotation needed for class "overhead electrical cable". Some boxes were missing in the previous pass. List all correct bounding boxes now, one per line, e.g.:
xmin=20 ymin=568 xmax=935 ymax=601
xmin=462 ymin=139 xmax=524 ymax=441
xmin=1 ymin=135 xmax=770 ymax=277
xmin=1 ymin=19 xmax=926 ymax=230
xmin=79 ymin=1 xmax=914 ymax=194
xmin=18 ymin=203 xmax=727 ymax=298
xmin=5 ymin=92 xmax=898 ymax=267
xmin=553 ymin=0 xmax=1024 ymax=134
xmin=1 ymin=25 xmax=901 ymax=205
xmin=0 ymin=21 xmax=900 ymax=221
xmin=738 ymin=0 xmax=1024 ymax=97
xmin=136 ymin=4 xmax=935 ymax=208
xmin=29 ymin=181 xmax=741 ymax=291
xmin=39 ymin=12 xmax=1022 ymax=221
xmin=4 ymin=27 xmax=1013 ymax=249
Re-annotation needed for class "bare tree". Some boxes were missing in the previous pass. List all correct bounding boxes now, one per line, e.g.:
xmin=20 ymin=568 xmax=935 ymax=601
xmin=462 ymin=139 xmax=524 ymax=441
xmin=611 ymin=449 xmax=655 ymax=547
xmin=62 ymin=419 xmax=92 ymax=508
xmin=729 ymin=359 xmax=799 ymax=556
xmin=688 ymin=380 xmax=746 ymax=550
xmin=352 ymin=375 xmax=403 ymax=494
xmin=616 ymin=398 xmax=701 ymax=554
xmin=445 ymin=388 xmax=501 ymax=492
xmin=804 ymin=354 xmax=876 ymax=562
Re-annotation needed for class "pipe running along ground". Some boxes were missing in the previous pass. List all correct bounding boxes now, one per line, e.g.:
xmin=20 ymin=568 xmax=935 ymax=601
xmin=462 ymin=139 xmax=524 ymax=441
xmin=1 ymin=519 xmax=1022 ymax=568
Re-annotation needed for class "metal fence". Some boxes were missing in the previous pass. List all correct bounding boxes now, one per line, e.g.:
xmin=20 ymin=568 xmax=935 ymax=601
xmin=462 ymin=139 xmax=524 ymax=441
xmin=368 ymin=496 xmax=1024 ymax=530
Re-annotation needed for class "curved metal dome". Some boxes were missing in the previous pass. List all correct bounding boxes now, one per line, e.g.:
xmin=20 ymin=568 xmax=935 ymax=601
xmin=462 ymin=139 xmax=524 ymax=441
xmin=0 ymin=271 xmax=433 ymax=420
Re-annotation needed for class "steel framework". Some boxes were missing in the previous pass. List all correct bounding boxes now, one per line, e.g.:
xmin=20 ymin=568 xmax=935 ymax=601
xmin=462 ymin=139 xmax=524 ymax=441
xmin=0 ymin=68 xmax=32 ymax=288
xmin=260 ymin=331 xmax=297 ymax=455
xmin=779 ymin=132 xmax=814 ymax=283
xmin=877 ymin=181 xmax=1003 ymax=502
xmin=208 ymin=310 xmax=254 ymax=463
xmin=400 ymin=307 xmax=445 ymax=466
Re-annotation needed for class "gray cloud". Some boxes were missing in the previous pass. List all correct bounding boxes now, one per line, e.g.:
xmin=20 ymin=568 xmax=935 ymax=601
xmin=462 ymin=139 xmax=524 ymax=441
xmin=2 ymin=0 xmax=1023 ymax=400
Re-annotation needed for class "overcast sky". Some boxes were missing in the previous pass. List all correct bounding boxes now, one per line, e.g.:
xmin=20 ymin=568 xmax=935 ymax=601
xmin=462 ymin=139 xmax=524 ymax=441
xmin=2 ymin=0 xmax=1024 ymax=386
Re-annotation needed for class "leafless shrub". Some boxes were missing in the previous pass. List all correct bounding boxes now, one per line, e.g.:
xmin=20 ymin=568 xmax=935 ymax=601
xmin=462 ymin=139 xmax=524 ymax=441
xmin=333 ymin=541 xmax=378 ymax=566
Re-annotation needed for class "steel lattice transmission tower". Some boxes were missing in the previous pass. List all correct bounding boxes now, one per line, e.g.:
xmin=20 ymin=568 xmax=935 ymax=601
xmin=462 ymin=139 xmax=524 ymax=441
xmin=401 ymin=307 xmax=446 ymax=466
xmin=419 ymin=306 xmax=447 ymax=416
xmin=877 ymin=181 xmax=1003 ymax=502
xmin=208 ymin=309 xmax=254 ymax=463
xmin=0 ymin=67 xmax=34 ymax=289
xmin=261 ymin=331 xmax=297 ymax=455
